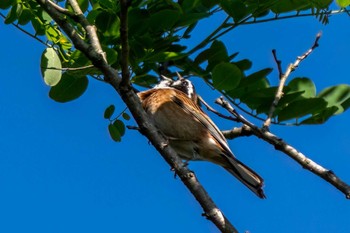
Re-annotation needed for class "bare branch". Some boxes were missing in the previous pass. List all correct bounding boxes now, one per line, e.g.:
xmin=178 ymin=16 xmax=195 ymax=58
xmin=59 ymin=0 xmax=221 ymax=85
xmin=216 ymin=97 xmax=350 ymax=199
xmin=44 ymin=64 xmax=95 ymax=71
xmin=272 ymin=49 xmax=283 ymax=79
xmin=263 ymin=33 xmax=322 ymax=129
xmin=222 ymin=125 xmax=254 ymax=139
xmin=199 ymin=95 xmax=238 ymax=122
xmin=67 ymin=0 xmax=107 ymax=63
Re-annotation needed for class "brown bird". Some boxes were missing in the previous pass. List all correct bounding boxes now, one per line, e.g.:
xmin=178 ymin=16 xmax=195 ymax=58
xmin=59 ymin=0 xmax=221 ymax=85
xmin=137 ymin=75 xmax=265 ymax=198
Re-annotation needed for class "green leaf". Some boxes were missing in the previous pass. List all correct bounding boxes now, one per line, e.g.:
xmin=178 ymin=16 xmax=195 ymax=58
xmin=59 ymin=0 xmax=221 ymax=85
xmin=95 ymin=11 xmax=120 ymax=38
xmin=132 ymin=74 xmax=158 ymax=87
xmin=227 ymin=68 xmax=271 ymax=99
xmin=207 ymin=40 xmax=229 ymax=71
xmin=288 ymin=77 xmax=316 ymax=98
xmin=212 ymin=63 xmax=242 ymax=91
xmin=0 ymin=0 xmax=14 ymax=9
xmin=341 ymin=97 xmax=350 ymax=112
xmin=148 ymin=9 xmax=180 ymax=31
xmin=144 ymin=52 xmax=186 ymax=63
xmin=220 ymin=0 xmax=249 ymax=22
xmin=31 ymin=17 xmax=46 ymax=35
xmin=336 ymin=0 xmax=350 ymax=7
xmin=108 ymin=123 xmax=121 ymax=142
xmin=271 ymin=1 xmax=310 ymax=13
xmin=318 ymin=84 xmax=350 ymax=114
xmin=278 ymin=98 xmax=327 ymax=122
xmin=177 ymin=12 xmax=209 ymax=27
xmin=128 ymin=9 xmax=150 ymax=35
xmin=240 ymin=87 xmax=278 ymax=111
xmin=113 ymin=120 xmax=125 ymax=137
xmin=17 ymin=6 xmax=31 ymax=25
xmin=104 ymin=105 xmax=115 ymax=119
xmin=122 ymin=112 xmax=131 ymax=121
xmin=45 ymin=25 xmax=61 ymax=43
xmin=41 ymin=48 xmax=62 ymax=86
xmin=234 ymin=59 xmax=252 ymax=71
xmin=4 ymin=4 xmax=18 ymax=24
xmin=49 ymin=73 xmax=88 ymax=102
xmin=66 ymin=0 xmax=89 ymax=13
xmin=104 ymin=47 xmax=118 ymax=65
xmin=300 ymin=106 xmax=339 ymax=125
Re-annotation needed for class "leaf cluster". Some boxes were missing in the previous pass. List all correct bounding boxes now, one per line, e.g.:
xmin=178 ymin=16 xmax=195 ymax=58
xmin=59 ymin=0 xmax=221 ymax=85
xmin=1 ymin=0 xmax=350 ymax=141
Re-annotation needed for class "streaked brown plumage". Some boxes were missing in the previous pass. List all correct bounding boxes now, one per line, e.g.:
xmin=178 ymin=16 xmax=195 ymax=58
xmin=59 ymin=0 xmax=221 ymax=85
xmin=137 ymin=80 xmax=265 ymax=198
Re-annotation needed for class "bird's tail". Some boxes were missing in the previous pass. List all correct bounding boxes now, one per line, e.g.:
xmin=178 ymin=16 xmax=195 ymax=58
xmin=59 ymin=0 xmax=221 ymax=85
xmin=222 ymin=156 xmax=266 ymax=199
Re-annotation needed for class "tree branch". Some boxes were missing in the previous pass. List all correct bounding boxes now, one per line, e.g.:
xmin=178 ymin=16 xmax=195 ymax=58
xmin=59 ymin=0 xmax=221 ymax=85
xmin=222 ymin=125 xmax=254 ymax=139
xmin=37 ymin=1 xmax=240 ymax=232
xmin=263 ymin=33 xmax=322 ymax=129
xmin=117 ymin=2 xmax=238 ymax=232
xmin=216 ymin=97 xmax=350 ymax=199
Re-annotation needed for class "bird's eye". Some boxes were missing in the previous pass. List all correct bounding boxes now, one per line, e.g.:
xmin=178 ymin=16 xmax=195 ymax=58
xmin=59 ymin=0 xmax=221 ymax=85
xmin=182 ymin=81 xmax=188 ymax=87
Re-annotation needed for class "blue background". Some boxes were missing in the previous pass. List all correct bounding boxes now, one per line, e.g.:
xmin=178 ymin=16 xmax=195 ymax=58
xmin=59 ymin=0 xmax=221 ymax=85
xmin=1 ymin=9 xmax=350 ymax=233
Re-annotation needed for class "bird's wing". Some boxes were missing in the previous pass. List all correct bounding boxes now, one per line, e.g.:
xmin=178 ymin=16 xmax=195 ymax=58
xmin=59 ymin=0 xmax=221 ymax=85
xmin=171 ymin=91 xmax=234 ymax=157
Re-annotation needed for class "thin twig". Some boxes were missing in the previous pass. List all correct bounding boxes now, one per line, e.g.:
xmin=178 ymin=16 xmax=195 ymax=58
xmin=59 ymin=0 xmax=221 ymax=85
xmin=234 ymin=9 xmax=348 ymax=26
xmin=44 ymin=64 xmax=95 ymax=71
xmin=216 ymin=97 xmax=350 ymax=199
xmin=272 ymin=49 xmax=283 ymax=79
xmin=0 ymin=12 xmax=48 ymax=46
xmin=263 ymin=32 xmax=322 ymax=129
xmin=199 ymin=95 xmax=238 ymax=122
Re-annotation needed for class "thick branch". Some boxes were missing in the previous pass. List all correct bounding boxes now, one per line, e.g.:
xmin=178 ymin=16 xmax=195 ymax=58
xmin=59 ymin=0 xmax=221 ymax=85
xmin=117 ymin=2 xmax=237 ymax=231
xmin=216 ymin=97 xmax=350 ymax=199
xmin=37 ymin=1 xmax=240 ymax=232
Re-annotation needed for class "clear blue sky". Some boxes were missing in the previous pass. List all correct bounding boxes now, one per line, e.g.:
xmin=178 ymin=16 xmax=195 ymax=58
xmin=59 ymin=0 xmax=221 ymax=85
xmin=1 ymin=9 xmax=350 ymax=233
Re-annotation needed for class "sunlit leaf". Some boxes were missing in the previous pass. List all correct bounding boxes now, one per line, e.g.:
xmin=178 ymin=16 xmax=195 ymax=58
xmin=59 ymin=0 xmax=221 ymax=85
xmin=144 ymin=51 xmax=186 ymax=63
xmin=278 ymin=98 xmax=327 ymax=122
xmin=41 ymin=48 xmax=62 ymax=86
xmin=336 ymin=0 xmax=350 ymax=7
xmin=318 ymin=84 xmax=350 ymax=114
xmin=288 ymin=77 xmax=316 ymax=98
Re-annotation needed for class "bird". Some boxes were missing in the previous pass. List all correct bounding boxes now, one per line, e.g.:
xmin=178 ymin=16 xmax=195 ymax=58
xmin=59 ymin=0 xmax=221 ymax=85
xmin=137 ymin=74 xmax=266 ymax=198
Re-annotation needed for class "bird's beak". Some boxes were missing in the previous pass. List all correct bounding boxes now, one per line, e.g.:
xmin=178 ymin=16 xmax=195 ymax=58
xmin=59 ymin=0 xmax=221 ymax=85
xmin=176 ymin=72 xmax=184 ymax=80
xmin=160 ymin=75 xmax=172 ymax=81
